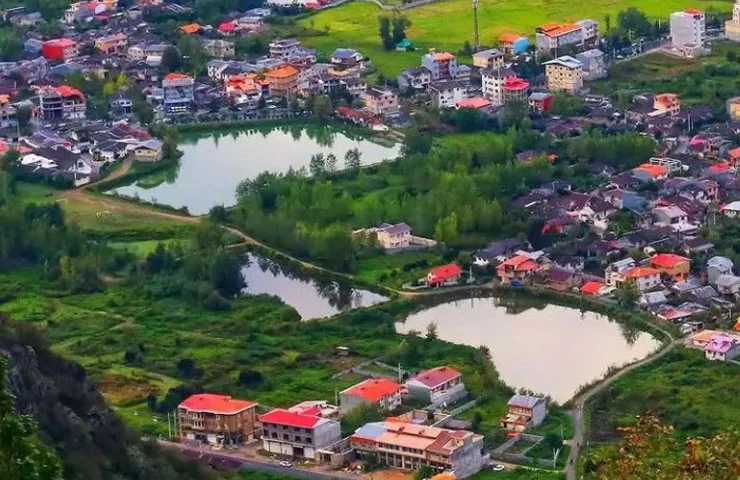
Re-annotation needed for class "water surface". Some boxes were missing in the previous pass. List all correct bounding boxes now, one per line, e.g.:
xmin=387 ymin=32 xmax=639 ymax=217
xmin=110 ymin=124 xmax=400 ymax=214
xmin=396 ymin=297 xmax=660 ymax=403
xmin=242 ymin=253 xmax=387 ymax=320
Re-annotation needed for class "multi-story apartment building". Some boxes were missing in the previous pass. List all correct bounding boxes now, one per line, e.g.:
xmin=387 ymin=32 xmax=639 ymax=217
xmin=41 ymin=38 xmax=79 ymax=61
xmin=670 ymin=9 xmax=706 ymax=48
xmin=265 ymin=65 xmax=299 ymax=96
xmin=177 ymin=393 xmax=259 ymax=445
xmin=127 ymin=42 xmax=168 ymax=61
xmin=339 ymin=378 xmax=404 ymax=414
xmin=38 ymin=85 xmax=86 ymax=121
xmin=575 ymin=49 xmax=606 ymax=81
xmin=726 ymin=0 xmax=740 ymax=41
xmin=472 ymin=48 xmax=504 ymax=69
xmin=543 ymin=56 xmax=583 ymax=94
xmin=500 ymin=395 xmax=548 ymax=432
xmin=351 ymin=421 xmax=487 ymax=478
xmin=535 ymin=22 xmax=583 ymax=55
xmin=405 ymin=366 xmax=467 ymax=405
xmin=269 ymin=38 xmax=301 ymax=59
xmin=94 ymin=33 xmax=127 ymax=54
xmin=0 ymin=94 xmax=17 ymax=128
xmin=259 ymin=408 xmax=342 ymax=459
xmin=428 ymin=80 xmax=466 ymax=109
xmin=421 ymin=51 xmax=458 ymax=81
xmin=362 ymin=86 xmax=399 ymax=115
xmin=576 ymin=19 xmax=599 ymax=48
xmin=502 ymin=76 xmax=529 ymax=104
xmin=162 ymin=73 xmax=194 ymax=115
xmin=481 ymin=67 xmax=517 ymax=107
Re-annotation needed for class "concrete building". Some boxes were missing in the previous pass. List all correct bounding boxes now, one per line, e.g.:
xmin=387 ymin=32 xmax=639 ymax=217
xmin=38 ymin=85 xmax=86 ymax=121
xmin=725 ymin=0 xmax=740 ymax=42
xmin=41 ymin=38 xmax=79 ymax=61
xmin=362 ymin=86 xmax=399 ymax=116
xmin=575 ymin=49 xmax=606 ymax=81
xmin=94 ymin=33 xmax=127 ymax=54
xmin=472 ymin=48 xmax=504 ymax=69
xmin=177 ymin=393 xmax=259 ymax=445
xmin=535 ymin=22 xmax=583 ymax=55
xmin=481 ymin=67 xmax=517 ymax=107
xmin=269 ymin=38 xmax=301 ymax=59
xmin=502 ymin=76 xmax=529 ymax=104
xmin=428 ymin=80 xmax=466 ymax=109
xmin=670 ymin=9 xmax=706 ymax=49
xmin=133 ymin=139 xmax=164 ymax=162
xmin=202 ymin=39 xmax=235 ymax=59
xmin=162 ymin=73 xmax=194 ymax=115
xmin=421 ymin=51 xmax=458 ymax=80
xmin=265 ymin=66 xmax=298 ymax=96
xmin=339 ymin=378 xmax=404 ymax=414
xmin=623 ymin=267 xmax=662 ymax=292
xmin=259 ymin=408 xmax=341 ymax=459
xmin=405 ymin=366 xmax=466 ymax=405
xmin=577 ymin=19 xmax=599 ymax=48
xmin=397 ymin=67 xmax=431 ymax=91
xmin=0 ymin=94 xmax=17 ymax=128
xmin=543 ymin=56 xmax=583 ymax=94
xmin=351 ymin=421 xmax=487 ymax=478
xmin=500 ymin=395 xmax=548 ymax=432
xmin=728 ymin=97 xmax=740 ymax=120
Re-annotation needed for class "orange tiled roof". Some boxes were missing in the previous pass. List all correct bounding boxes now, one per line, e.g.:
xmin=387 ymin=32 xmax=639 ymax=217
xmin=164 ymin=72 xmax=191 ymax=81
xmin=539 ymin=23 xmax=580 ymax=37
xmin=266 ymin=66 xmax=298 ymax=78
xmin=635 ymin=163 xmax=668 ymax=177
xmin=433 ymin=52 xmax=455 ymax=61
xmin=179 ymin=23 xmax=201 ymax=34
xmin=650 ymin=253 xmax=690 ymax=269
xmin=499 ymin=33 xmax=522 ymax=43
xmin=624 ymin=267 xmax=660 ymax=278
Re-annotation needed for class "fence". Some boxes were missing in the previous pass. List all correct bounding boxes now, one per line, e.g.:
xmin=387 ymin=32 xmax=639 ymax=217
xmin=490 ymin=433 xmax=557 ymax=469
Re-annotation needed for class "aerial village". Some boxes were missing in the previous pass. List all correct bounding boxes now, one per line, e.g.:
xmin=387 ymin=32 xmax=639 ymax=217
xmin=6 ymin=0 xmax=740 ymax=477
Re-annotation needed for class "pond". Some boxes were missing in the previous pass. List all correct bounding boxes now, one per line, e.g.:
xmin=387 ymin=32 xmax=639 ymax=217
xmin=396 ymin=296 xmax=661 ymax=403
xmin=109 ymin=124 xmax=400 ymax=215
xmin=242 ymin=253 xmax=388 ymax=320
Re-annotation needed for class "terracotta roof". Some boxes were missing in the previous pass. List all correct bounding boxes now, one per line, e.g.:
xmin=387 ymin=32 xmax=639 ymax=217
xmin=164 ymin=72 xmax=191 ymax=81
xmin=56 ymin=85 xmax=84 ymax=98
xmin=342 ymin=378 xmax=401 ymax=402
xmin=428 ymin=263 xmax=463 ymax=281
xmin=650 ymin=253 xmax=690 ymax=269
xmin=496 ymin=254 xmax=537 ymax=272
xmin=179 ymin=394 xmax=256 ymax=414
xmin=456 ymin=97 xmax=491 ymax=109
xmin=624 ymin=266 xmax=660 ymax=278
xmin=499 ymin=33 xmax=523 ymax=43
xmin=432 ymin=52 xmax=455 ymax=61
xmin=44 ymin=38 xmax=77 ymax=47
xmin=258 ymin=408 xmax=322 ymax=428
xmin=179 ymin=23 xmax=201 ymax=34
xmin=408 ymin=366 xmax=461 ymax=388
xmin=503 ymin=76 xmax=529 ymax=91
xmin=580 ymin=281 xmax=603 ymax=295
xmin=635 ymin=163 xmax=668 ymax=177
xmin=539 ymin=23 xmax=580 ymax=37
xmin=266 ymin=66 xmax=298 ymax=78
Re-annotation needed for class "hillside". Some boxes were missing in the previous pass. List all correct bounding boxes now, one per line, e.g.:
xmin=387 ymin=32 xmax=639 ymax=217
xmin=0 ymin=323 xmax=219 ymax=480
xmin=301 ymin=0 xmax=731 ymax=76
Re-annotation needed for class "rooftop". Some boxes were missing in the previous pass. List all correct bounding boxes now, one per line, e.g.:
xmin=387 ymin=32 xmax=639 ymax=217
xmin=408 ymin=366 xmax=462 ymax=388
xmin=259 ymin=408 xmax=323 ymax=429
xmin=342 ymin=378 xmax=402 ymax=402
xmin=179 ymin=393 xmax=256 ymax=414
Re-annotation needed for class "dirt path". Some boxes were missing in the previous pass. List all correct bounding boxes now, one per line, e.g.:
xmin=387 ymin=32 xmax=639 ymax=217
xmin=565 ymin=336 xmax=682 ymax=480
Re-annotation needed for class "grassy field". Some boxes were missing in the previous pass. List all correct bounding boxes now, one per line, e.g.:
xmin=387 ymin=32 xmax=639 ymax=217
xmin=588 ymin=347 xmax=740 ymax=442
xmin=472 ymin=469 xmax=565 ymax=480
xmin=591 ymin=41 xmax=740 ymax=106
xmin=302 ymin=0 xmax=731 ymax=76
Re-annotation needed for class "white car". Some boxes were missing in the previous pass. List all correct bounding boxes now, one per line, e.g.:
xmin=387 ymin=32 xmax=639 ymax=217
xmin=279 ymin=461 xmax=293 ymax=467
xmin=491 ymin=464 xmax=505 ymax=472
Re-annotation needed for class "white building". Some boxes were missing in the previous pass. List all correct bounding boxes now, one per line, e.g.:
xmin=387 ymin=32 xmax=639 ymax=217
xmin=725 ymin=0 xmax=740 ymax=42
xmin=428 ymin=80 xmax=466 ymax=109
xmin=481 ymin=67 xmax=517 ymax=107
xmin=670 ymin=9 xmax=706 ymax=49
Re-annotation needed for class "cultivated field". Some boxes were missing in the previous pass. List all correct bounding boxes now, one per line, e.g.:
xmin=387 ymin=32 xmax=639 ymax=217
xmin=301 ymin=0 xmax=731 ymax=76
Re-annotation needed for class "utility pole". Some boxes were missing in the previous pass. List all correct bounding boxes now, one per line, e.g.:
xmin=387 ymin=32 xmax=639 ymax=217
xmin=167 ymin=412 xmax=172 ymax=440
xmin=472 ymin=0 xmax=480 ymax=52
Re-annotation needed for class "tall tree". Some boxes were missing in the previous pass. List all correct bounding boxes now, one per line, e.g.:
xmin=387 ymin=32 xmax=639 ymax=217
xmin=160 ymin=46 xmax=182 ymax=74
xmin=378 ymin=16 xmax=394 ymax=50
xmin=344 ymin=148 xmax=362 ymax=171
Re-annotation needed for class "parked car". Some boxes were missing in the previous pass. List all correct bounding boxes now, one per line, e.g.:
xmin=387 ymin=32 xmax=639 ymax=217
xmin=491 ymin=464 xmax=505 ymax=472
xmin=279 ymin=461 xmax=292 ymax=467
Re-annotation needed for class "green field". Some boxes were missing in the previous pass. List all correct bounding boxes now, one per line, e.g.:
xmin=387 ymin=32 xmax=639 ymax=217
xmin=301 ymin=0 xmax=731 ymax=76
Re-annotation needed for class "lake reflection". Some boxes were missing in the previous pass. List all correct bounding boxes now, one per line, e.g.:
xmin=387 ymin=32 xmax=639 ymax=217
xmin=110 ymin=124 xmax=400 ymax=215
xmin=242 ymin=253 xmax=387 ymax=320
xmin=396 ymin=297 xmax=661 ymax=403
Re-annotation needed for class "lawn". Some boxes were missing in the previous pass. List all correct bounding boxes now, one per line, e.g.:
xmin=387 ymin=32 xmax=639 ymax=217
xmin=301 ymin=0 xmax=731 ymax=77
xmin=471 ymin=468 xmax=565 ymax=480
xmin=354 ymin=250 xmax=444 ymax=288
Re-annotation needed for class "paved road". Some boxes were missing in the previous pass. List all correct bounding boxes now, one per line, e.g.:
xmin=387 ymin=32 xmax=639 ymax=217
xmin=564 ymin=336 xmax=682 ymax=480
xmin=159 ymin=440 xmax=347 ymax=480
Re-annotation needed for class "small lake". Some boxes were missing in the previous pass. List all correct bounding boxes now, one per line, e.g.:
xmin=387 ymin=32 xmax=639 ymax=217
xmin=110 ymin=124 xmax=400 ymax=215
xmin=396 ymin=297 xmax=661 ymax=403
xmin=242 ymin=253 xmax=388 ymax=320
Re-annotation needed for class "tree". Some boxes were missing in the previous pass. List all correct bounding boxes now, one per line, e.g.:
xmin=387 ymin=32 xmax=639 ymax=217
xmin=617 ymin=277 xmax=639 ymax=306
xmin=549 ymin=93 xmax=586 ymax=117
xmin=500 ymin=100 xmax=529 ymax=130
xmin=414 ymin=466 xmax=434 ymax=480
xmin=344 ymin=148 xmax=362 ymax=171
xmin=309 ymin=153 xmax=326 ymax=177
xmin=378 ymin=16 xmax=393 ymax=50
xmin=544 ymin=432 xmax=563 ymax=457
xmin=312 ymin=95 xmax=332 ymax=119
xmin=403 ymin=129 xmax=433 ymax=156
xmin=391 ymin=14 xmax=409 ymax=44
xmin=618 ymin=7 xmax=653 ymax=38
xmin=426 ymin=321 xmax=438 ymax=340
xmin=604 ymin=13 xmax=612 ymax=32
xmin=434 ymin=212 xmax=459 ymax=245
xmin=325 ymin=153 xmax=337 ymax=172
xmin=237 ymin=369 xmax=265 ymax=387
xmin=178 ymin=36 xmax=207 ymax=76
xmin=160 ymin=46 xmax=182 ymax=73
xmin=0 ymin=28 xmax=22 ymax=61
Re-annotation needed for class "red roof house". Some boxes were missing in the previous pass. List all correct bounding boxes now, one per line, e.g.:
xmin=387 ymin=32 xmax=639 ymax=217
xmin=179 ymin=393 xmax=256 ymax=414
xmin=406 ymin=366 xmax=466 ymax=403
xmin=496 ymin=254 xmax=537 ymax=284
xmin=177 ymin=393 xmax=259 ymax=443
xmin=340 ymin=378 xmax=404 ymax=413
xmin=580 ymin=281 xmax=604 ymax=295
xmin=426 ymin=263 xmax=464 ymax=286
xmin=42 ymin=38 xmax=79 ymax=61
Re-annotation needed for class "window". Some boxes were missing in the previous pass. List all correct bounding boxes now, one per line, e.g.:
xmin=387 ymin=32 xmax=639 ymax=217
xmin=294 ymin=436 xmax=301 ymax=442
xmin=283 ymin=434 xmax=289 ymax=440
xmin=305 ymin=438 xmax=312 ymax=444
xmin=271 ymin=433 xmax=277 ymax=439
